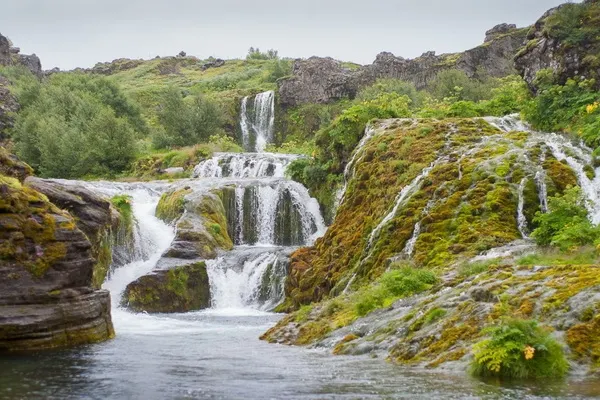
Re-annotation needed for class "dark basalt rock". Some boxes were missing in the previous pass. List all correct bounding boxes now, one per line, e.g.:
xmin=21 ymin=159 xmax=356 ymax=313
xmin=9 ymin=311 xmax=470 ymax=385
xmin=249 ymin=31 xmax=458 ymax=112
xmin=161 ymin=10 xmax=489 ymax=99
xmin=123 ymin=261 xmax=211 ymax=313
xmin=0 ymin=33 xmax=43 ymax=78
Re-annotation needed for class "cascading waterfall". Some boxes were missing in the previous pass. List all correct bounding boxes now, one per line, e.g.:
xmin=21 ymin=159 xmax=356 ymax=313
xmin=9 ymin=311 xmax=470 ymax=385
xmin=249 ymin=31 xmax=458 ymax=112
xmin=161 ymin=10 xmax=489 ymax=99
xmin=194 ymin=152 xmax=301 ymax=179
xmin=205 ymin=248 xmax=291 ymax=311
xmin=240 ymin=91 xmax=276 ymax=152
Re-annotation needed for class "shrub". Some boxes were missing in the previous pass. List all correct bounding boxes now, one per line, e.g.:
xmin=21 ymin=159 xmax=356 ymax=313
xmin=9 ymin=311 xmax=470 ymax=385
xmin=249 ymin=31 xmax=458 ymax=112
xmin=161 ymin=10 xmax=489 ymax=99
xmin=357 ymin=79 xmax=423 ymax=107
xmin=8 ymin=72 xmax=142 ymax=178
xmin=428 ymin=69 xmax=498 ymax=102
xmin=531 ymin=186 xmax=600 ymax=251
xmin=471 ymin=319 xmax=569 ymax=379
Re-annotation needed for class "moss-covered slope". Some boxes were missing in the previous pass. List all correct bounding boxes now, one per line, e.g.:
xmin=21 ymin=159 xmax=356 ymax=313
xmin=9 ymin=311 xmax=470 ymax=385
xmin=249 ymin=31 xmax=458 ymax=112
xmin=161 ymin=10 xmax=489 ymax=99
xmin=281 ymin=118 xmax=579 ymax=309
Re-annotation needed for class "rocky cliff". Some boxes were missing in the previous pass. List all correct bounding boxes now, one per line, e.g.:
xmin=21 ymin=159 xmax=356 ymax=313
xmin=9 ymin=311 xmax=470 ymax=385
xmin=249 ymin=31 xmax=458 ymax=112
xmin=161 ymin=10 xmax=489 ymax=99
xmin=0 ymin=33 xmax=42 ymax=78
xmin=279 ymin=25 xmax=528 ymax=107
xmin=515 ymin=0 xmax=600 ymax=91
xmin=0 ymin=153 xmax=114 ymax=352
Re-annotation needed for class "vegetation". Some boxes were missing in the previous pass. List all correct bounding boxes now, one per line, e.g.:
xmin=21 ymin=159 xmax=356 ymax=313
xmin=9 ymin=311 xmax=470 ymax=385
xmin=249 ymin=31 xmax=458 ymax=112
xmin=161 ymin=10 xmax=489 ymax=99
xmin=2 ymin=68 xmax=144 ymax=178
xmin=471 ymin=319 xmax=569 ymax=379
xmin=531 ymin=186 xmax=600 ymax=251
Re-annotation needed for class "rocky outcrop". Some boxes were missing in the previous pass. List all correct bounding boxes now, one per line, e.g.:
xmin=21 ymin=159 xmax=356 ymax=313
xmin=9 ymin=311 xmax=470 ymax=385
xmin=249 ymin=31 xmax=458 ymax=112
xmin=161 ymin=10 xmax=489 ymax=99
xmin=278 ymin=57 xmax=359 ymax=107
xmin=278 ymin=26 xmax=527 ymax=107
xmin=156 ymin=188 xmax=233 ymax=259
xmin=515 ymin=1 xmax=600 ymax=91
xmin=0 ymin=33 xmax=42 ymax=78
xmin=0 ymin=146 xmax=32 ymax=181
xmin=0 ymin=77 xmax=19 ymax=141
xmin=24 ymin=178 xmax=123 ymax=288
xmin=122 ymin=261 xmax=211 ymax=313
xmin=0 ymin=161 xmax=114 ymax=352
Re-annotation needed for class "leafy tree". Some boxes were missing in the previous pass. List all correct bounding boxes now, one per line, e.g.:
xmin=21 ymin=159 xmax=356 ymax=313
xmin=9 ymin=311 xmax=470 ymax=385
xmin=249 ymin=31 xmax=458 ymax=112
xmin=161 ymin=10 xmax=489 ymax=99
xmin=153 ymin=87 xmax=223 ymax=148
xmin=428 ymin=69 xmax=497 ymax=102
xmin=246 ymin=47 xmax=279 ymax=60
xmin=7 ymin=71 xmax=143 ymax=178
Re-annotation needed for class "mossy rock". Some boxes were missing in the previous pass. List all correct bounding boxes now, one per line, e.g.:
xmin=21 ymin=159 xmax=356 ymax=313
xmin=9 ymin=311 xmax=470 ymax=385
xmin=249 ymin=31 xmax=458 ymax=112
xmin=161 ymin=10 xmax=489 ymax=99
xmin=123 ymin=262 xmax=211 ymax=313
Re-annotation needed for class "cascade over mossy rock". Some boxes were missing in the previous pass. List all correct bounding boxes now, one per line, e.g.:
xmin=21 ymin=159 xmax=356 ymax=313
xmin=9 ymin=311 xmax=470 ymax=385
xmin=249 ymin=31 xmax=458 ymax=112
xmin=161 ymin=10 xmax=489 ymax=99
xmin=157 ymin=188 xmax=233 ymax=259
xmin=0 ymin=157 xmax=114 ymax=352
xmin=122 ymin=262 xmax=211 ymax=313
xmin=25 ymin=177 xmax=126 ymax=288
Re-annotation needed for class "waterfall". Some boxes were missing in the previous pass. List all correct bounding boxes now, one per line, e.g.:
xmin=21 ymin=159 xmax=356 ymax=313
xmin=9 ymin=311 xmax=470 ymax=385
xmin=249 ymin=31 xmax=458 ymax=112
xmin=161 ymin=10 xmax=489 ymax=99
xmin=240 ymin=91 xmax=276 ymax=152
xmin=517 ymin=178 xmax=529 ymax=239
xmin=194 ymin=152 xmax=301 ymax=179
xmin=205 ymin=248 xmax=290 ymax=311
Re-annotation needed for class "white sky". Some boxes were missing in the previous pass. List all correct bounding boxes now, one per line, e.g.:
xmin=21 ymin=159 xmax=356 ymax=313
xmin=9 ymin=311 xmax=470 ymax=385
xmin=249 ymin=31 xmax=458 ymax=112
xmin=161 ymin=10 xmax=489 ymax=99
xmin=0 ymin=0 xmax=580 ymax=70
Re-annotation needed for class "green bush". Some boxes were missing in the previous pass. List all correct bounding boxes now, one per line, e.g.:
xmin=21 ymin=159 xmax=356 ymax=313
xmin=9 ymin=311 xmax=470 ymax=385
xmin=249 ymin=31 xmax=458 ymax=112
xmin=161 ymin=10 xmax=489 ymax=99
xmin=531 ymin=186 xmax=600 ymax=251
xmin=427 ymin=69 xmax=499 ymax=102
xmin=357 ymin=79 xmax=423 ymax=107
xmin=471 ymin=319 xmax=569 ymax=379
xmin=153 ymin=87 xmax=223 ymax=149
xmin=111 ymin=195 xmax=134 ymax=233
xmin=7 ymin=72 xmax=142 ymax=178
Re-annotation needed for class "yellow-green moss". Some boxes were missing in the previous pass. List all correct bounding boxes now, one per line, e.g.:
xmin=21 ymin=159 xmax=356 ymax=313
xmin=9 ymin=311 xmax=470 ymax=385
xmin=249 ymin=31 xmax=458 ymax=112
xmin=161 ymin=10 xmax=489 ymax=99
xmin=156 ymin=188 xmax=192 ymax=224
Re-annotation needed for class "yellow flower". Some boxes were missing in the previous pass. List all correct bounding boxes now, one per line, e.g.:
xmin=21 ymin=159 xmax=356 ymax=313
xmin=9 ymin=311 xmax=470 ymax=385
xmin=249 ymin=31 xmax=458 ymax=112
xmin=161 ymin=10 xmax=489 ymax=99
xmin=586 ymin=102 xmax=599 ymax=114
xmin=524 ymin=345 xmax=535 ymax=360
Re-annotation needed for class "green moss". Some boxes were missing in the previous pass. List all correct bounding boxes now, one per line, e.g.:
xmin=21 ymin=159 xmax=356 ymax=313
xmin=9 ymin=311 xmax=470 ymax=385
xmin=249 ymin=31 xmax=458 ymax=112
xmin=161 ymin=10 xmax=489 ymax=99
xmin=566 ymin=315 xmax=600 ymax=367
xmin=156 ymin=188 xmax=191 ymax=224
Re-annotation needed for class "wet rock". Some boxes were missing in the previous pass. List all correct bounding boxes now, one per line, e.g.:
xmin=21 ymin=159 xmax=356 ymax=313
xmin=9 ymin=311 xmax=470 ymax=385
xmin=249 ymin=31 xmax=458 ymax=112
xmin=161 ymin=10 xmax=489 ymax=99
xmin=123 ymin=261 xmax=211 ymax=313
xmin=469 ymin=288 xmax=499 ymax=303
xmin=25 ymin=178 xmax=127 ymax=288
xmin=0 ymin=169 xmax=114 ymax=352
xmin=158 ymin=189 xmax=233 ymax=260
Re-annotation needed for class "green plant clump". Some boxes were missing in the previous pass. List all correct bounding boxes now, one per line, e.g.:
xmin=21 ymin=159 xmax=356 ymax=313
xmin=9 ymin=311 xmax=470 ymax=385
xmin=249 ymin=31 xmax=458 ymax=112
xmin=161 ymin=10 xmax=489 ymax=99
xmin=471 ymin=319 xmax=569 ymax=379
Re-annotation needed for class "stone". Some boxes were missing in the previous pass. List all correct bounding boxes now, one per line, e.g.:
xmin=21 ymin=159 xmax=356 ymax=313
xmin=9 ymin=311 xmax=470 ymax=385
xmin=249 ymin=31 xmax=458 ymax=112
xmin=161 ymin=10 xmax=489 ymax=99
xmin=201 ymin=58 xmax=225 ymax=71
xmin=0 ymin=166 xmax=114 ymax=352
xmin=515 ymin=2 xmax=599 ymax=92
xmin=0 ymin=33 xmax=43 ymax=77
xmin=278 ymin=26 xmax=527 ymax=106
xmin=25 ymin=177 xmax=125 ymax=288
xmin=122 ymin=261 xmax=211 ymax=313
xmin=158 ymin=189 xmax=233 ymax=260
xmin=485 ymin=23 xmax=517 ymax=43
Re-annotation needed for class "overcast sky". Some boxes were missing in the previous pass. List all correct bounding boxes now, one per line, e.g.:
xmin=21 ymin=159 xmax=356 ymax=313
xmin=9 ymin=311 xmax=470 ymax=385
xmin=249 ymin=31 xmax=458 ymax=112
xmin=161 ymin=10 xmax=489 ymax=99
xmin=0 ymin=0 xmax=578 ymax=70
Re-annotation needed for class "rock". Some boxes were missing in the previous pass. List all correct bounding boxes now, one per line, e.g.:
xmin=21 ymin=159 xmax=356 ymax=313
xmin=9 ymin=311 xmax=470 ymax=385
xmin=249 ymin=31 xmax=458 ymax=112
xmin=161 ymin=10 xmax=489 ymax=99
xmin=0 ymin=33 xmax=43 ymax=77
xmin=158 ymin=188 xmax=233 ymax=259
xmin=469 ymin=288 xmax=499 ymax=303
xmin=122 ymin=261 xmax=211 ymax=313
xmin=278 ymin=27 xmax=527 ymax=106
xmin=515 ymin=1 xmax=599 ymax=92
xmin=0 ymin=76 xmax=19 ymax=141
xmin=0 ymin=171 xmax=114 ymax=352
xmin=0 ymin=146 xmax=32 ymax=181
xmin=278 ymin=57 xmax=359 ymax=107
xmin=17 ymin=54 xmax=42 ymax=78
xmin=201 ymin=58 xmax=225 ymax=71
xmin=25 ymin=177 xmax=124 ymax=288
xmin=485 ymin=23 xmax=517 ymax=42
xmin=90 ymin=58 xmax=144 ymax=75
xmin=178 ymin=51 xmax=187 ymax=58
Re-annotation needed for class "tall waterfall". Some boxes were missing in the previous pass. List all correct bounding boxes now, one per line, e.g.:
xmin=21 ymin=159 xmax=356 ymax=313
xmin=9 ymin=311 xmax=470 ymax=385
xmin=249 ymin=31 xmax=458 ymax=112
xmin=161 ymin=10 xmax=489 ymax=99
xmin=240 ymin=91 xmax=276 ymax=152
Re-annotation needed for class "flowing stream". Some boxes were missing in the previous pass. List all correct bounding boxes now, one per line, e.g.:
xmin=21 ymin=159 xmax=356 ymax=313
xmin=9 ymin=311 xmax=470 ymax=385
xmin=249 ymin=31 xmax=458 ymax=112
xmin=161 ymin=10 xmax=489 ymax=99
xmin=3 ymin=114 xmax=600 ymax=398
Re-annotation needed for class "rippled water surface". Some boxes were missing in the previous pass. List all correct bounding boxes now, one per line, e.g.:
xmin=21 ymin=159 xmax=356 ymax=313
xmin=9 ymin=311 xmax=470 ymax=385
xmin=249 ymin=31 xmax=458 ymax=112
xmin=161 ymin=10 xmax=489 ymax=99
xmin=2 ymin=310 xmax=600 ymax=400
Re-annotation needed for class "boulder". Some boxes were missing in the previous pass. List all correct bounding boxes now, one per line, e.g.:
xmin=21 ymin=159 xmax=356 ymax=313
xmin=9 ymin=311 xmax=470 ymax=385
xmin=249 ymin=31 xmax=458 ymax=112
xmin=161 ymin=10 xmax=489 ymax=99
xmin=157 ymin=188 xmax=233 ymax=259
xmin=0 ymin=33 xmax=43 ymax=78
xmin=122 ymin=261 xmax=211 ymax=313
xmin=0 ymin=171 xmax=114 ymax=352
xmin=25 ymin=178 xmax=124 ymax=288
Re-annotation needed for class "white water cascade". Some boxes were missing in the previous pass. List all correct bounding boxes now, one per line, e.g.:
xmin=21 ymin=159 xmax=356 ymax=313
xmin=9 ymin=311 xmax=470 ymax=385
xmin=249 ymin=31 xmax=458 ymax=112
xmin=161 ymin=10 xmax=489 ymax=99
xmin=194 ymin=152 xmax=301 ymax=179
xmin=240 ymin=91 xmax=276 ymax=152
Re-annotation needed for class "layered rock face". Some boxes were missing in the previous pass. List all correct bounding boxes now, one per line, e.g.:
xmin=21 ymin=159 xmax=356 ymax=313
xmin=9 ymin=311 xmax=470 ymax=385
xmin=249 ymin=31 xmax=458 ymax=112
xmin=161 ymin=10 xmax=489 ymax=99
xmin=123 ymin=262 xmax=211 ymax=313
xmin=279 ymin=25 xmax=527 ymax=107
xmin=515 ymin=0 xmax=600 ymax=91
xmin=25 ymin=178 xmax=123 ymax=288
xmin=0 ymin=158 xmax=114 ymax=352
